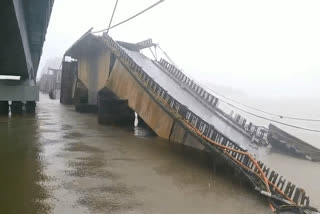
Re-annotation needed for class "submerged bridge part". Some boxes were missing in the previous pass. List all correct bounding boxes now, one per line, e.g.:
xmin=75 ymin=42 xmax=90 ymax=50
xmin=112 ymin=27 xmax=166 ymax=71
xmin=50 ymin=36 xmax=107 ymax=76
xmin=97 ymin=88 xmax=135 ymax=126
xmin=61 ymin=32 xmax=318 ymax=213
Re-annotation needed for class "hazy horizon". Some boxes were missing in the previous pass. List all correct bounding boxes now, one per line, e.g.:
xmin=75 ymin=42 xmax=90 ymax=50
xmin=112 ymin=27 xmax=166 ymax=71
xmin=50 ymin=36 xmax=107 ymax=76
xmin=39 ymin=0 xmax=320 ymax=99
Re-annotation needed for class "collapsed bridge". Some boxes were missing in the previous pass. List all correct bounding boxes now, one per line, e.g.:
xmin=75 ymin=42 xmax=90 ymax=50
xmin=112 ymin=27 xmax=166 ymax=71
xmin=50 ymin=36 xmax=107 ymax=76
xmin=60 ymin=32 xmax=319 ymax=214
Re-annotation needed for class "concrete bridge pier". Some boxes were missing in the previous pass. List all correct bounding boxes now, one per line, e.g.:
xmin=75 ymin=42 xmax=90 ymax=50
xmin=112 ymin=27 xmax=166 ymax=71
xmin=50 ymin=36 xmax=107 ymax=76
xmin=25 ymin=101 xmax=36 ymax=114
xmin=73 ymin=79 xmax=100 ymax=113
xmin=11 ymin=101 xmax=23 ymax=115
xmin=60 ymin=61 xmax=78 ymax=105
xmin=97 ymin=88 xmax=135 ymax=126
xmin=0 ymin=101 xmax=9 ymax=115
xmin=74 ymin=80 xmax=89 ymax=104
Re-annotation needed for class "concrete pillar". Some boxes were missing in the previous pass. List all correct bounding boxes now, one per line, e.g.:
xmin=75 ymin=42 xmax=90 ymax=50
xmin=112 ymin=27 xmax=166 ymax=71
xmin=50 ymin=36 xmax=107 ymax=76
xmin=11 ymin=101 xmax=23 ymax=114
xmin=0 ymin=101 xmax=9 ymax=115
xmin=73 ymin=79 xmax=88 ymax=105
xmin=97 ymin=88 xmax=135 ymax=126
xmin=25 ymin=101 xmax=36 ymax=113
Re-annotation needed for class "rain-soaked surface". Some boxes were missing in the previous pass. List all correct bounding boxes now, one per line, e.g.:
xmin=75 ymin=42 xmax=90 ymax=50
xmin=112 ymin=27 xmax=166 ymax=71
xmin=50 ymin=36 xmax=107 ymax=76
xmin=0 ymin=94 xmax=319 ymax=214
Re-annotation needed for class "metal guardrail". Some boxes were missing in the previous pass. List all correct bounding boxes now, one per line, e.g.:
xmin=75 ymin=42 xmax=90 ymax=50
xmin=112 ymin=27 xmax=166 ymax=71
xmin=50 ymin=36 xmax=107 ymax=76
xmin=158 ymin=59 xmax=220 ymax=107
xmin=157 ymin=58 xmax=269 ymax=145
xmin=101 ymin=33 xmax=313 ymax=210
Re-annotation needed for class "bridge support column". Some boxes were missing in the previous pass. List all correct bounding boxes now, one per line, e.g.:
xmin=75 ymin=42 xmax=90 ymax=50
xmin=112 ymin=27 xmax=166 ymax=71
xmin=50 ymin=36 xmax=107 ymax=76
xmin=25 ymin=101 xmax=36 ymax=113
xmin=11 ymin=101 xmax=23 ymax=114
xmin=98 ymin=99 xmax=135 ymax=126
xmin=97 ymin=88 xmax=135 ymax=126
xmin=0 ymin=101 xmax=9 ymax=115
xmin=60 ymin=61 xmax=77 ymax=105
xmin=73 ymin=80 xmax=96 ymax=113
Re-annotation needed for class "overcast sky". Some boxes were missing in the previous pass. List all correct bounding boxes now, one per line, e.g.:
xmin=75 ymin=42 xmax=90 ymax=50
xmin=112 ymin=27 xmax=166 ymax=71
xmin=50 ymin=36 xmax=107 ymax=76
xmin=40 ymin=0 xmax=320 ymax=98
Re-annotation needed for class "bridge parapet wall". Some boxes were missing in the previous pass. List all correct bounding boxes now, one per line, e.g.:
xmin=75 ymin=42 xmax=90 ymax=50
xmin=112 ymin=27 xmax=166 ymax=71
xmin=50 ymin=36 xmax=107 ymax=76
xmin=101 ymin=33 xmax=313 ymax=208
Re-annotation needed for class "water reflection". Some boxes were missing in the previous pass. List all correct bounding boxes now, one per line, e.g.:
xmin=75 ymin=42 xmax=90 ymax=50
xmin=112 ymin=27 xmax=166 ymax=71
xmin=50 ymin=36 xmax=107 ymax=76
xmin=0 ymin=113 xmax=51 ymax=214
xmin=134 ymin=126 xmax=154 ymax=137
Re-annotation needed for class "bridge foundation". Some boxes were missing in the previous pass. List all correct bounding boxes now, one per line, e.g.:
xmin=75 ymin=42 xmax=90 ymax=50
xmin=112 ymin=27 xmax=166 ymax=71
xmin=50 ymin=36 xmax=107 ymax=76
xmin=98 ymin=88 xmax=135 ymax=126
xmin=11 ymin=101 xmax=23 ymax=114
xmin=73 ymin=80 xmax=88 ymax=105
xmin=25 ymin=101 xmax=36 ymax=113
xmin=75 ymin=104 xmax=97 ymax=113
xmin=60 ymin=61 xmax=77 ymax=105
xmin=0 ymin=101 xmax=9 ymax=115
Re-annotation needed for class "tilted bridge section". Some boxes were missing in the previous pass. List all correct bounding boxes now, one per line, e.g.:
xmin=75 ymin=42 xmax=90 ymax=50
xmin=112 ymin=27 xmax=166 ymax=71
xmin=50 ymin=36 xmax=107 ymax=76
xmin=61 ymin=32 xmax=318 ymax=213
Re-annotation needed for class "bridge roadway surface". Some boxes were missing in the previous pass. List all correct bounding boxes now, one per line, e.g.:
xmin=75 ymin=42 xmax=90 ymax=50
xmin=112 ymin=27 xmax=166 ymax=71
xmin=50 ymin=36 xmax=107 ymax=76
xmin=123 ymin=48 xmax=264 ymax=157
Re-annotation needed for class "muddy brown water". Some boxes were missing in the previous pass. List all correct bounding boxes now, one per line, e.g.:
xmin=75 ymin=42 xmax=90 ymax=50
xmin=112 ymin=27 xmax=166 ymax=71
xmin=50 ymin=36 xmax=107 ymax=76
xmin=0 ymin=94 xmax=318 ymax=214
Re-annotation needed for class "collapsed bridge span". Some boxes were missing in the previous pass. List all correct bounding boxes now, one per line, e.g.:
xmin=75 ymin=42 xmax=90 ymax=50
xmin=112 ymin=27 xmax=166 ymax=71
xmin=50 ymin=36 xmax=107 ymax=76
xmin=61 ymin=32 xmax=318 ymax=214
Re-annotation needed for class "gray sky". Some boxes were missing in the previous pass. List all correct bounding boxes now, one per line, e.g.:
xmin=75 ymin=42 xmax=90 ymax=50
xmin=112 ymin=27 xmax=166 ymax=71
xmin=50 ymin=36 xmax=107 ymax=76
xmin=40 ymin=0 xmax=320 ymax=98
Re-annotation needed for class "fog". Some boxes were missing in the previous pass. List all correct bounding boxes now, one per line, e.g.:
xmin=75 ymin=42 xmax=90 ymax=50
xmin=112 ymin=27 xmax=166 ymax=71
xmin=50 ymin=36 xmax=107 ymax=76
xmin=39 ymin=0 xmax=320 ymax=99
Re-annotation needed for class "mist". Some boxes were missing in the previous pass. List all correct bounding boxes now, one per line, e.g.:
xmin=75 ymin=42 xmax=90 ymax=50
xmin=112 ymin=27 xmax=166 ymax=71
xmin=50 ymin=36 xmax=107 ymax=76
xmin=39 ymin=0 xmax=320 ymax=99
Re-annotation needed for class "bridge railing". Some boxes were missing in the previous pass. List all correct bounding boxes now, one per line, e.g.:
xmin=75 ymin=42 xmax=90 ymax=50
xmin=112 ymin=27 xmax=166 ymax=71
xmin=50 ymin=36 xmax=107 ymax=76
xmin=158 ymin=58 xmax=220 ymax=107
xmin=101 ymin=33 xmax=311 ymax=208
xmin=157 ymin=58 xmax=270 ymax=144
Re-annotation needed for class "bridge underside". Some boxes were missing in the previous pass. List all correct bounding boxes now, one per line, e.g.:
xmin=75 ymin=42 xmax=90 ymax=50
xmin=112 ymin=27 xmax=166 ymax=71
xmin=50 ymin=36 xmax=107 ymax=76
xmin=0 ymin=0 xmax=28 ymax=78
xmin=0 ymin=0 xmax=54 ymax=103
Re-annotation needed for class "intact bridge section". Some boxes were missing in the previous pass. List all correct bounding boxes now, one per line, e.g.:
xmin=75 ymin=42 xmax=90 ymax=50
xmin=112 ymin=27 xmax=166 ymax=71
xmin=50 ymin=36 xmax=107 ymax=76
xmin=0 ymin=0 xmax=54 ymax=114
xmin=60 ymin=32 xmax=318 ymax=214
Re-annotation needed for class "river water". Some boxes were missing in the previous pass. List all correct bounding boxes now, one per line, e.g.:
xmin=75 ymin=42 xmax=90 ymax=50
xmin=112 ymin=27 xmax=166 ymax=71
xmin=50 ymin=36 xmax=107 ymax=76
xmin=0 ymin=94 xmax=318 ymax=213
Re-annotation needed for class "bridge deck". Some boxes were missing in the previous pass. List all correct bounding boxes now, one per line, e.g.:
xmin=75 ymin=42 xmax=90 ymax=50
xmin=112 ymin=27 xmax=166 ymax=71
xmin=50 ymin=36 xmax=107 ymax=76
xmin=123 ymin=48 xmax=260 ymax=155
